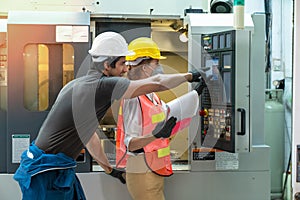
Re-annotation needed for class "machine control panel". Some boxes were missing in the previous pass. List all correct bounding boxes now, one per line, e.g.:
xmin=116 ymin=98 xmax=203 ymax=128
xmin=197 ymin=30 xmax=250 ymax=153
xmin=200 ymin=107 xmax=232 ymax=142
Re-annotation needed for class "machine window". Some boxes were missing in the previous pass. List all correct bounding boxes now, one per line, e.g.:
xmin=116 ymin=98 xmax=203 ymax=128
xmin=24 ymin=44 xmax=74 ymax=111
xmin=24 ymin=44 xmax=49 ymax=111
xmin=63 ymin=44 xmax=74 ymax=85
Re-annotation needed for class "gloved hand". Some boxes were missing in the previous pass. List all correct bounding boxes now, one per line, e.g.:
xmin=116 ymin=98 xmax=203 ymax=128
xmin=194 ymin=77 xmax=207 ymax=95
xmin=107 ymin=168 xmax=126 ymax=184
xmin=152 ymin=116 xmax=177 ymax=138
xmin=189 ymin=67 xmax=210 ymax=82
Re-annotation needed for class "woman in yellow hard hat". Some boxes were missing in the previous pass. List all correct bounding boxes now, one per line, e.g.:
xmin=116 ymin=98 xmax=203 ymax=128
xmin=116 ymin=37 xmax=207 ymax=200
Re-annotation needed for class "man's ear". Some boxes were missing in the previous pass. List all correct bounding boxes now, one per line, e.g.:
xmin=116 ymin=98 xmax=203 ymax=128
xmin=104 ymin=61 xmax=110 ymax=70
xmin=103 ymin=61 xmax=111 ymax=76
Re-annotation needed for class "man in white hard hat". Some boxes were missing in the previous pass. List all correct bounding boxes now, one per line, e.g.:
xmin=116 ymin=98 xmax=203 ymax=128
xmin=13 ymin=31 xmax=204 ymax=200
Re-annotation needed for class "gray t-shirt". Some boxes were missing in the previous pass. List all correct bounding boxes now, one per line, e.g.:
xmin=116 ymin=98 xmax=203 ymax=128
xmin=35 ymin=70 xmax=130 ymax=159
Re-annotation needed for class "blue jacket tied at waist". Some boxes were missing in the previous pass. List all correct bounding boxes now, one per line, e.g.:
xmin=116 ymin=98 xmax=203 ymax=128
xmin=13 ymin=142 xmax=86 ymax=200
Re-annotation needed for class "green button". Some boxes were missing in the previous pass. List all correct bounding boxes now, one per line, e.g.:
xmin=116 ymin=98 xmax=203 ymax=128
xmin=234 ymin=0 xmax=245 ymax=6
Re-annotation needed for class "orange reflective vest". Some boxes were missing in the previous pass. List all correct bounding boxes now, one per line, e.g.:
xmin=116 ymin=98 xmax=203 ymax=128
xmin=116 ymin=93 xmax=173 ymax=177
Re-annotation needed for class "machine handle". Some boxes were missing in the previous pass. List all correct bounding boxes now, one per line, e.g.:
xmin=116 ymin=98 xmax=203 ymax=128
xmin=237 ymin=108 xmax=246 ymax=135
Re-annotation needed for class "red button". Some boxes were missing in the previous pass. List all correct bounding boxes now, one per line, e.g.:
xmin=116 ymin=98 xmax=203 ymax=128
xmin=199 ymin=109 xmax=208 ymax=117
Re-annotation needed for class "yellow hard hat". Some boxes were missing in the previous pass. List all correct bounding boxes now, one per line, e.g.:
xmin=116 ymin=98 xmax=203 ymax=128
xmin=126 ymin=37 xmax=166 ymax=61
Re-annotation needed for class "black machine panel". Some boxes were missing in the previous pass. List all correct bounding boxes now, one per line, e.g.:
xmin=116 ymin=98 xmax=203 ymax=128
xmin=199 ymin=30 xmax=237 ymax=152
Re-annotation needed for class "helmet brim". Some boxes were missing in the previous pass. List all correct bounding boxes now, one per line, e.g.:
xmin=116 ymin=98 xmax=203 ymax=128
xmin=125 ymin=56 xmax=167 ymax=66
xmin=158 ymin=56 xmax=167 ymax=60
xmin=89 ymin=50 xmax=135 ymax=57
xmin=125 ymin=57 xmax=146 ymax=66
xmin=91 ymin=56 xmax=108 ymax=62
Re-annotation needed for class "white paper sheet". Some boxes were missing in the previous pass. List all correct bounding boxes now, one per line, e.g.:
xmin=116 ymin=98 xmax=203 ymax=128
xmin=166 ymin=90 xmax=199 ymax=120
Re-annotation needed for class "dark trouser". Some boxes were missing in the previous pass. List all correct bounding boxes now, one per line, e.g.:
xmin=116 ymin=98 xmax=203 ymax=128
xmin=19 ymin=169 xmax=86 ymax=200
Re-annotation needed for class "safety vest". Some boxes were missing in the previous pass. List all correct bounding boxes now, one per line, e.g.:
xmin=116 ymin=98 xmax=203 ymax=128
xmin=116 ymin=93 xmax=173 ymax=177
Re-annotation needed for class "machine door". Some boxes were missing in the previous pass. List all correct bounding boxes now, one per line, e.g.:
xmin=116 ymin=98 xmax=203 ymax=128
xmin=199 ymin=30 xmax=250 ymax=153
xmin=7 ymin=14 xmax=91 ymax=173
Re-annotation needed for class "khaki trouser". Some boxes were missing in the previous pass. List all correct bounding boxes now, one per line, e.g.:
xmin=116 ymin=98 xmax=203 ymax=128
xmin=126 ymin=154 xmax=165 ymax=200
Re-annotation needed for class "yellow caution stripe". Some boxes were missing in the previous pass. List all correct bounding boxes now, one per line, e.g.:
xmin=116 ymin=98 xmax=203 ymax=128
xmin=152 ymin=112 xmax=166 ymax=124
xmin=157 ymin=146 xmax=170 ymax=158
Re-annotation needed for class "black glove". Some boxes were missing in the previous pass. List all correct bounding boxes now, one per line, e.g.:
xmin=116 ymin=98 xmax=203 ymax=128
xmin=189 ymin=67 xmax=210 ymax=82
xmin=108 ymin=168 xmax=126 ymax=184
xmin=152 ymin=116 xmax=177 ymax=138
xmin=194 ymin=77 xmax=207 ymax=95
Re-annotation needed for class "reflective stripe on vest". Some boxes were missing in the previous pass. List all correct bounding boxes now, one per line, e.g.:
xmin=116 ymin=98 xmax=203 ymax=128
xmin=157 ymin=146 xmax=170 ymax=158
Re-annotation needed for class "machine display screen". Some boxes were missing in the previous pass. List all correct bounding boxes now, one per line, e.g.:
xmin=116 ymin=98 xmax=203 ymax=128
xmin=205 ymin=57 xmax=219 ymax=81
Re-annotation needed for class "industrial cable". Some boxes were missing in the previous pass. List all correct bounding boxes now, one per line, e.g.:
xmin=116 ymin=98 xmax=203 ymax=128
xmin=264 ymin=0 xmax=272 ymax=90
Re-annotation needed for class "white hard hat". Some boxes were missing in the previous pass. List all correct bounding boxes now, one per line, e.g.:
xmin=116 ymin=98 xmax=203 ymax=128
xmin=88 ymin=32 xmax=135 ymax=60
